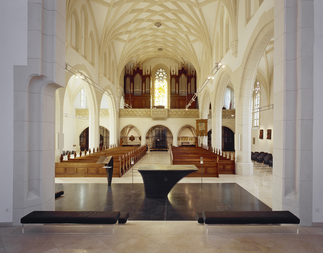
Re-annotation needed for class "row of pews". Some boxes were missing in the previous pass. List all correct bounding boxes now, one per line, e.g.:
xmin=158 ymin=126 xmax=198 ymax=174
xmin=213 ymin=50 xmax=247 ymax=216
xmin=171 ymin=146 xmax=235 ymax=177
xmin=55 ymin=146 xmax=147 ymax=178
xmin=60 ymin=144 xmax=119 ymax=161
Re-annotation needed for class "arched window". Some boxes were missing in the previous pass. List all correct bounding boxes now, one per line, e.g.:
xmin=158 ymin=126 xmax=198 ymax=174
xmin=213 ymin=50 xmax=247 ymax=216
xmin=70 ymin=12 xmax=79 ymax=50
xmin=74 ymin=88 xmax=87 ymax=109
xmin=223 ymin=86 xmax=235 ymax=109
xmin=154 ymin=69 xmax=167 ymax=107
xmin=253 ymin=81 xmax=260 ymax=127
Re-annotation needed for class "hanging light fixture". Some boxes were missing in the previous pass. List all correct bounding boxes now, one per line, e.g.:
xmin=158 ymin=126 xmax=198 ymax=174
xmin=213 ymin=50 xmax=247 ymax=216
xmin=185 ymin=62 xmax=225 ymax=110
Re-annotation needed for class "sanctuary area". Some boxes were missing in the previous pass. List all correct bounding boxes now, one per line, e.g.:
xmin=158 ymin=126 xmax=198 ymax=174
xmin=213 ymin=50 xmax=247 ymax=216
xmin=1 ymin=0 xmax=323 ymax=231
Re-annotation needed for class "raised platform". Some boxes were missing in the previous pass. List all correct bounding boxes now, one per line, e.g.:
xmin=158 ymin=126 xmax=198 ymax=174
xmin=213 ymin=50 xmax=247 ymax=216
xmin=55 ymin=183 xmax=271 ymax=221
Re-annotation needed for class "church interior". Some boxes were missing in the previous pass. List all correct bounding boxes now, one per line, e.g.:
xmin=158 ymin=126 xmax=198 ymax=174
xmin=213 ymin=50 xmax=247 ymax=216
xmin=1 ymin=0 xmax=323 ymax=252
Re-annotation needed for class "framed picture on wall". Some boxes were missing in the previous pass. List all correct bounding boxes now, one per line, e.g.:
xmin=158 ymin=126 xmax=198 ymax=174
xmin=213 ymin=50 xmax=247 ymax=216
xmin=267 ymin=129 xmax=272 ymax=140
xmin=259 ymin=129 xmax=263 ymax=139
xmin=196 ymin=119 xmax=207 ymax=136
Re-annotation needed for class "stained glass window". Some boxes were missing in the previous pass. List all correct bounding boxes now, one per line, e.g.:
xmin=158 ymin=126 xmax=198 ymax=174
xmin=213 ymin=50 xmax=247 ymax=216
xmin=154 ymin=69 xmax=167 ymax=107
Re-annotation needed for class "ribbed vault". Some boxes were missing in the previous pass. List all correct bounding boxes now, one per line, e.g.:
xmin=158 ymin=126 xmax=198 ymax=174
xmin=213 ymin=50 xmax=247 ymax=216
xmin=67 ymin=0 xmax=236 ymax=73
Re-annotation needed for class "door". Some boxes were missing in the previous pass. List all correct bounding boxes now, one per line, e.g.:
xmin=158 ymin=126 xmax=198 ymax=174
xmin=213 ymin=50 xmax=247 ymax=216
xmin=222 ymin=126 xmax=234 ymax=151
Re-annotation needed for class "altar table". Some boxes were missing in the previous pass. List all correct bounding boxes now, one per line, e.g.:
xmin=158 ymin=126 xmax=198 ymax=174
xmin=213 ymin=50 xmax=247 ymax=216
xmin=138 ymin=164 xmax=198 ymax=198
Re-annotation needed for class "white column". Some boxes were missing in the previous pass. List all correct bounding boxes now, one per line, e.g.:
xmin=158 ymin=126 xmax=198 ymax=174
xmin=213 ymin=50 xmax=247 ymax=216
xmin=0 ymin=0 xmax=27 ymax=223
xmin=89 ymin=106 xmax=100 ymax=150
xmin=212 ymin=105 xmax=222 ymax=150
xmin=312 ymin=0 xmax=323 ymax=225
xmin=273 ymin=0 xmax=314 ymax=226
xmin=235 ymin=103 xmax=253 ymax=175
xmin=12 ymin=0 xmax=65 ymax=225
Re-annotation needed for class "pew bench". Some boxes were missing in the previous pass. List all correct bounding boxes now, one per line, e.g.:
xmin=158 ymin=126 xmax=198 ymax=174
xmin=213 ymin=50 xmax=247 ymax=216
xmin=20 ymin=211 xmax=129 ymax=233
xmin=199 ymin=211 xmax=300 ymax=234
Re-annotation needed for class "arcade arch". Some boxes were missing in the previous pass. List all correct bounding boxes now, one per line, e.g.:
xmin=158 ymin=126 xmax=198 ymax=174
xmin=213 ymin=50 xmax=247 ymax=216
xmin=120 ymin=125 xmax=142 ymax=146
xmin=146 ymin=125 xmax=173 ymax=151
xmin=99 ymin=91 xmax=117 ymax=146
xmin=212 ymin=67 xmax=233 ymax=151
xmin=177 ymin=125 xmax=197 ymax=147
xmin=235 ymin=20 xmax=274 ymax=175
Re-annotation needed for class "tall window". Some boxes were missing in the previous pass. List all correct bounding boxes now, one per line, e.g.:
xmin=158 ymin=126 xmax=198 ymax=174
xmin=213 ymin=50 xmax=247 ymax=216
xmin=80 ymin=88 xmax=85 ymax=108
xmin=253 ymin=81 xmax=260 ymax=127
xmin=154 ymin=68 xmax=167 ymax=107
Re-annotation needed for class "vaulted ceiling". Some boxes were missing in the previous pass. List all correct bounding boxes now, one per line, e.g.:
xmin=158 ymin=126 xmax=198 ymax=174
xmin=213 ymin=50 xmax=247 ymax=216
xmin=67 ymin=0 xmax=231 ymax=70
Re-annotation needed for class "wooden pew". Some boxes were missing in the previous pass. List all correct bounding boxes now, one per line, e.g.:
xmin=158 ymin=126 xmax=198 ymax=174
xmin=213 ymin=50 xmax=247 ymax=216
xmin=55 ymin=146 xmax=147 ymax=178
xmin=171 ymin=146 xmax=235 ymax=176
xmin=171 ymin=146 xmax=218 ymax=177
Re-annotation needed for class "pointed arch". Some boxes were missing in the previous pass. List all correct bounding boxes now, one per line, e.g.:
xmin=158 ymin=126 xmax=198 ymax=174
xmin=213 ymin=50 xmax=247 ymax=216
xmin=120 ymin=125 xmax=141 ymax=146
xmin=146 ymin=125 xmax=173 ymax=150
xmin=200 ymin=87 xmax=211 ymax=119
xmin=219 ymin=6 xmax=225 ymax=59
xmin=225 ymin=14 xmax=231 ymax=53
xmin=99 ymin=87 xmax=118 ymax=145
xmin=69 ymin=10 xmax=80 ymax=50
xmin=80 ymin=5 xmax=89 ymax=57
xmin=177 ymin=125 xmax=197 ymax=147
xmin=89 ymin=31 xmax=95 ymax=66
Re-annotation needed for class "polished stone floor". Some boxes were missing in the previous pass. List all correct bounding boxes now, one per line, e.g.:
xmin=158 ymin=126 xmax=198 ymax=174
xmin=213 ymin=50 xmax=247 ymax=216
xmin=2 ymin=151 xmax=323 ymax=253
xmin=55 ymin=183 xmax=271 ymax=220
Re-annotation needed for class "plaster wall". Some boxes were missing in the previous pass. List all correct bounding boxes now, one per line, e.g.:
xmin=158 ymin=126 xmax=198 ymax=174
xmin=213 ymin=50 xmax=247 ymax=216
xmin=251 ymin=109 xmax=273 ymax=154
xmin=10 ymin=0 xmax=66 ymax=225
xmin=0 ymin=0 xmax=28 ymax=223
xmin=273 ymin=0 xmax=314 ymax=226
xmin=312 ymin=0 xmax=323 ymax=224
xmin=251 ymin=88 xmax=273 ymax=154
xmin=63 ymin=116 xmax=79 ymax=152
xmin=100 ymin=117 xmax=111 ymax=133
xmin=222 ymin=0 xmax=274 ymax=75
xmin=120 ymin=118 xmax=197 ymax=147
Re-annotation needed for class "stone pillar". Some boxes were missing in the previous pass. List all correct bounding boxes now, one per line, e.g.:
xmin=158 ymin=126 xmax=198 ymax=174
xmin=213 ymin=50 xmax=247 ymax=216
xmin=89 ymin=104 xmax=100 ymax=150
xmin=12 ymin=0 xmax=65 ymax=225
xmin=234 ymin=103 xmax=253 ymax=175
xmin=212 ymin=105 xmax=222 ymax=151
xmin=313 ymin=0 xmax=323 ymax=225
xmin=0 ymin=0 xmax=28 ymax=223
xmin=273 ymin=0 xmax=314 ymax=226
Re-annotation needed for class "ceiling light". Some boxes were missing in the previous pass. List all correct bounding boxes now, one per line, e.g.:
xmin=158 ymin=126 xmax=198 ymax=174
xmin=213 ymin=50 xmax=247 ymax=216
xmin=154 ymin=22 xmax=161 ymax=28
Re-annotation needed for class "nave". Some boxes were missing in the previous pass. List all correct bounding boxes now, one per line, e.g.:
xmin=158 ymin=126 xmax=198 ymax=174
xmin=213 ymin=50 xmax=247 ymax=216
xmin=2 ymin=152 xmax=323 ymax=253
xmin=54 ymin=151 xmax=271 ymax=220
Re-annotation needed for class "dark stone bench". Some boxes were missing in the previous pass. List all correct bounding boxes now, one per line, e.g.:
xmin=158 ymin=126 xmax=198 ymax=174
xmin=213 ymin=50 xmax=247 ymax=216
xmin=119 ymin=212 xmax=130 ymax=224
xmin=55 ymin=191 xmax=64 ymax=199
xmin=200 ymin=211 xmax=300 ymax=234
xmin=20 ymin=211 xmax=126 ymax=233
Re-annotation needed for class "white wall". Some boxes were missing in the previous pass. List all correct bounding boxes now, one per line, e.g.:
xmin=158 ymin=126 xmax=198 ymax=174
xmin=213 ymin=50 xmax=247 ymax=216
xmin=120 ymin=117 xmax=196 ymax=147
xmin=0 ymin=0 xmax=27 ymax=223
xmin=63 ymin=116 xmax=78 ymax=152
xmin=312 ymin=0 xmax=323 ymax=224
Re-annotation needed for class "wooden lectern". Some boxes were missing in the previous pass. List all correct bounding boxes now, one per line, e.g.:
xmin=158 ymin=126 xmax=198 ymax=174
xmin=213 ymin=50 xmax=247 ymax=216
xmin=97 ymin=156 xmax=113 ymax=186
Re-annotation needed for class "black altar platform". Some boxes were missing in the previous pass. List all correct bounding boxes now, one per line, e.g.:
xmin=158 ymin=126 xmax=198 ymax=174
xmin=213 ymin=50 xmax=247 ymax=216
xmin=55 ymin=183 xmax=271 ymax=221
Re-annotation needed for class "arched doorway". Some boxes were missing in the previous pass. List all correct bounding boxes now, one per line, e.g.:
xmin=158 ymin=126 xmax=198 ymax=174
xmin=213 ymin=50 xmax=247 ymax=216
xmin=222 ymin=126 xmax=234 ymax=151
xmin=99 ymin=126 xmax=109 ymax=149
xmin=146 ymin=125 xmax=173 ymax=151
xmin=79 ymin=127 xmax=89 ymax=151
